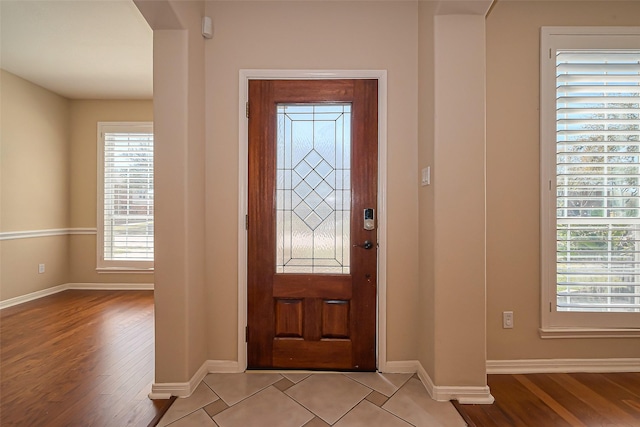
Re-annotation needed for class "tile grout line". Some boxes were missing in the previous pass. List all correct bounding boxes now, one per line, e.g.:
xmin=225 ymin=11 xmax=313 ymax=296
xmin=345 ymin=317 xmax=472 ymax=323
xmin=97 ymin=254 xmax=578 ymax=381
xmin=362 ymin=377 xmax=421 ymax=427
xmin=377 ymin=404 xmax=419 ymax=427
xmin=160 ymin=372 xmax=457 ymax=427
xmin=285 ymin=376 xmax=373 ymax=425
xmin=276 ymin=373 xmax=322 ymax=423
xmin=163 ymin=375 xmax=283 ymax=426
xmin=290 ymin=373 xmax=386 ymax=426
xmin=205 ymin=373 xmax=285 ymax=408
xmin=316 ymin=373 xmax=414 ymax=426
xmin=162 ymin=381 xmax=221 ymax=427
xmin=320 ymin=393 xmax=372 ymax=426
xmin=344 ymin=372 xmax=413 ymax=396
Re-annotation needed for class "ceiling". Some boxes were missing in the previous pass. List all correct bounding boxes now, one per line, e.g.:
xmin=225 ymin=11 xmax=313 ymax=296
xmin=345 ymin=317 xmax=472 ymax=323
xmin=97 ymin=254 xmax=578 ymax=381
xmin=0 ymin=0 xmax=153 ymax=100
xmin=0 ymin=0 xmax=497 ymax=100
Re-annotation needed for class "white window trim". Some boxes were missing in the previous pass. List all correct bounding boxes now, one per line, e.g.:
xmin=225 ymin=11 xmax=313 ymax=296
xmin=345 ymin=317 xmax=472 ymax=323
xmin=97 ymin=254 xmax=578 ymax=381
xmin=540 ymin=27 xmax=640 ymax=338
xmin=97 ymin=122 xmax=154 ymax=273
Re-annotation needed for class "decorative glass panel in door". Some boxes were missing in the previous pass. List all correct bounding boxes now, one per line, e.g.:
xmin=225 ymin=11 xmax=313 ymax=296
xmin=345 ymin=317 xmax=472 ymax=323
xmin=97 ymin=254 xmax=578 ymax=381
xmin=276 ymin=104 xmax=351 ymax=274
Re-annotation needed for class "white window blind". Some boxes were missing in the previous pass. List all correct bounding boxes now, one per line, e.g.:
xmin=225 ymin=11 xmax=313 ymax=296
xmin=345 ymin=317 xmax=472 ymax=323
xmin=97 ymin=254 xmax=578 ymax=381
xmin=555 ymin=50 xmax=640 ymax=313
xmin=98 ymin=122 xmax=154 ymax=269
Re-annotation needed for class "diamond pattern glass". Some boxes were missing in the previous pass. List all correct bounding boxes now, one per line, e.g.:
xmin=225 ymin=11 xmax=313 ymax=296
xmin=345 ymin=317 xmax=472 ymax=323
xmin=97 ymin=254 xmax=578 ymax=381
xmin=276 ymin=104 xmax=351 ymax=274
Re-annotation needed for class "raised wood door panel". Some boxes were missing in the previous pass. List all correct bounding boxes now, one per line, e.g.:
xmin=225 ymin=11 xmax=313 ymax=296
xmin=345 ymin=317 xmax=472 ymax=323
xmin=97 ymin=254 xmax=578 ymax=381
xmin=247 ymin=79 xmax=378 ymax=370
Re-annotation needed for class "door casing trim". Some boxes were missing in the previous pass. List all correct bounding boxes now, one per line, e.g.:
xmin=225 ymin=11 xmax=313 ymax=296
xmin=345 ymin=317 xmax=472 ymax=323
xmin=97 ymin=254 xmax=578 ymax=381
xmin=238 ymin=69 xmax=388 ymax=371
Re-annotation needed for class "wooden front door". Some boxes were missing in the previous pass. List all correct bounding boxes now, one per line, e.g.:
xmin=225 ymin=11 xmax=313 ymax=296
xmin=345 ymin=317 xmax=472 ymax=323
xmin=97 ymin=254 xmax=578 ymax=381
xmin=247 ymin=79 xmax=378 ymax=370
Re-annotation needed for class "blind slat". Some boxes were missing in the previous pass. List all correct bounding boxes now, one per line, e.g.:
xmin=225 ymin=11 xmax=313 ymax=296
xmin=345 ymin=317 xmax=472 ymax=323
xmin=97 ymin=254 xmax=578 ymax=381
xmin=557 ymin=95 xmax=640 ymax=103
xmin=557 ymin=62 xmax=640 ymax=73
xmin=555 ymin=50 xmax=640 ymax=312
xmin=102 ymin=124 xmax=154 ymax=262
xmin=558 ymin=74 xmax=640 ymax=83
xmin=558 ymin=85 xmax=640 ymax=94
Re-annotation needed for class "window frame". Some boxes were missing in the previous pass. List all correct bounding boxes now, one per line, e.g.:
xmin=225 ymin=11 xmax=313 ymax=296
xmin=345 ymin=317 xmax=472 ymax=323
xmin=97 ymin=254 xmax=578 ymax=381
xmin=97 ymin=121 xmax=154 ymax=273
xmin=540 ymin=27 xmax=640 ymax=337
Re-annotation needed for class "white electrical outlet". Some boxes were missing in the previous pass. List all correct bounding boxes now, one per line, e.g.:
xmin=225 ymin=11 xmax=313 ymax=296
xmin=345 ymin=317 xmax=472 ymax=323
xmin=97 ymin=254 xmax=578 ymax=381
xmin=503 ymin=311 xmax=513 ymax=329
xmin=38 ymin=264 xmax=45 ymax=274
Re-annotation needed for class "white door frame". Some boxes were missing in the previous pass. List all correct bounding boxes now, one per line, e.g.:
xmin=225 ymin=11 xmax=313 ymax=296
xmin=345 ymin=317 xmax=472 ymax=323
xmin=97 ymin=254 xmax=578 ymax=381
xmin=238 ymin=69 xmax=388 ymax=371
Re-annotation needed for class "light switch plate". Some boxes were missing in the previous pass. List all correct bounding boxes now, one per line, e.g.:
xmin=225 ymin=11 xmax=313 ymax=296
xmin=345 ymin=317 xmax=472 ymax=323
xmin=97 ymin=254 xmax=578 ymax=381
xmin=421 ymin=167 xmax=430 ymax=186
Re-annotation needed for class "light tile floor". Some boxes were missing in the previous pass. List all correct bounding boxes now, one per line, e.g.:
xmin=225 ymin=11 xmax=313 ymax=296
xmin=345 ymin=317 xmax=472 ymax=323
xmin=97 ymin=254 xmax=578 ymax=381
xmin=157 ymin=372 xmax=467 ymax=427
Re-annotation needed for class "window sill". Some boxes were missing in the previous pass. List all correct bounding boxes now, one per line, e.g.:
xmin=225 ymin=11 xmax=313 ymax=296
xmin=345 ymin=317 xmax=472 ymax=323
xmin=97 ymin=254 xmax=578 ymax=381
xmin=539 ymin=327 xmax=640 ymax=339
xmin=96 ymin=267 xmax=154 ymax=274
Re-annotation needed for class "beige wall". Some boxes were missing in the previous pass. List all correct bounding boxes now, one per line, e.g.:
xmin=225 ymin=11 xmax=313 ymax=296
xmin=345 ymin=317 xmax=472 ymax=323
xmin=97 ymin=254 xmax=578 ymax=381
xmin=204 ymin=0 xmax=420 ymax=362
xmin=143 ymin=0 xmax=208 ymax=383
xmin=68 ymin=100 xmax=154 ymax=284
xmin=142 ymin=0 xmax=640 ymax=393
xmin=1 ymin=237 xmax=70 ymax=299
xmin=5 ymin=0 xmax=639 ymax=398
xmin=1 ymin=69 xmax=154 ymax=302
xmin=1 ymin=70 xmax=70 ymax=231
xmin=1 ymin=70 xmax=70 ymax=300
xmin=486 ymin=0 xmax=640 ymax=360
xmin=431 ymin=14 xmax=488 ymax=387
xmin=417 ymin=0 xmax=436 ymax=378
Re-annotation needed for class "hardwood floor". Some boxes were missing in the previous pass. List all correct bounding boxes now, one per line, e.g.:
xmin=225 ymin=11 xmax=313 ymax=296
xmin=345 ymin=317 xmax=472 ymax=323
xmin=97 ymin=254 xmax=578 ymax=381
xmin=0 ymin=290 xmax=173 ymax=426
xmin=5 ymin=292 xmax=638 ymax=426
xmin=455 ymin=373 xmax=640 ymax=426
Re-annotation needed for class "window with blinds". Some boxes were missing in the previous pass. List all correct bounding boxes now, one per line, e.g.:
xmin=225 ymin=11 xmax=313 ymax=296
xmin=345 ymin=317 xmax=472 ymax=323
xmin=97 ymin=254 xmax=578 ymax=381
xmin=555 ymin=50 xmax=640 ymax=313
xmin=97 ymin=122 xmax=154 ymax=270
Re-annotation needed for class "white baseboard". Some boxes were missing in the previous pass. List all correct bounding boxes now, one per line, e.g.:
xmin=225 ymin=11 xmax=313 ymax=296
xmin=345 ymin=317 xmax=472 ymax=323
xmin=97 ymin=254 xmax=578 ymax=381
xmin=150 ymin=360 xmax=242 ymax=399
xmin=380 ymin=360 xmax=494 ymax=404
xmin=67 ymin=282 xmax=154 ymax=291
xmin=0 ymin=284 xmax=70 ymax=310
xmin=206 ymin=360 xmax=243 ymax=373
xmin=148 ymin=383 xmax=188 ymax=400
xmin=149 ymin=358 xmax=495 ymax=404
xmin=415 ymin=362 xmax=494 ymax=404
xmin=0 ymin=283 xmax=154 ymax=310
xmin=487 ymin=358 xmax=640 ymax=374
xmin=381 ymin=360 xmax=420 ymax=374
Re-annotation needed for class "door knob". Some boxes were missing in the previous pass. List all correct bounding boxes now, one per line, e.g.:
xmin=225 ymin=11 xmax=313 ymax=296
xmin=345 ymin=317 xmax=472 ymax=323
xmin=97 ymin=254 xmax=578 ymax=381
xmin=354 ymin=240 xmax=374 ymax=250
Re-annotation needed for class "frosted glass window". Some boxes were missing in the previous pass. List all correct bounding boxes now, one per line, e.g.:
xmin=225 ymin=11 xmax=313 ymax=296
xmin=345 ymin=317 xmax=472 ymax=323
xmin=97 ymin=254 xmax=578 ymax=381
xmin=276 ymin=104 xmax=351 ymax=274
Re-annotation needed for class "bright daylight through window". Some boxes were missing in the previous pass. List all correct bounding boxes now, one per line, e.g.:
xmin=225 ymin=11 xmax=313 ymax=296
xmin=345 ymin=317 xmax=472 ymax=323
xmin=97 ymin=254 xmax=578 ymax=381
xmin=97 ymin=122 xmax=154 ymax=271
xmin=541 ymin=28 xmax=640 ymax=332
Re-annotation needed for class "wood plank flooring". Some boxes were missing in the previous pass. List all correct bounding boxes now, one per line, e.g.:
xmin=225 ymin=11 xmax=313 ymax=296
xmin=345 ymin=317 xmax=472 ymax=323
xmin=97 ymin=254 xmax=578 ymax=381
xmin=5 ymin=291 xmax=638 ymax=426
xmin=0 ymin=290 xmax=173 ymax=427
xmin=455 ymin=372 xmax=640 ymax=426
